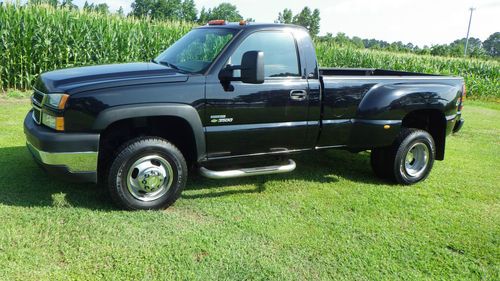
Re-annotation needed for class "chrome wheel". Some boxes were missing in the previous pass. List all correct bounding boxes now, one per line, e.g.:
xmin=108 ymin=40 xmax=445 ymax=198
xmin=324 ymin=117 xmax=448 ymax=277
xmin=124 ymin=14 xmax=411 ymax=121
xmin=403 ymin=142 xmax=429 ymax=178
xmin=126 ymin=155 xmax=173 ymax=202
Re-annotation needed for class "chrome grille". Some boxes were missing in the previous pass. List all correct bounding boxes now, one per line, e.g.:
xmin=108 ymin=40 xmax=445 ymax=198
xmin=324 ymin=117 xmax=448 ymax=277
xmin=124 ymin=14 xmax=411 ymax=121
xmin=31 ymin=88 xmax=45 ymax=125
xmin=32 ymin=89 xmax=45 ymax=106
xmin=32 ymin=108 xmax=42 ymax=124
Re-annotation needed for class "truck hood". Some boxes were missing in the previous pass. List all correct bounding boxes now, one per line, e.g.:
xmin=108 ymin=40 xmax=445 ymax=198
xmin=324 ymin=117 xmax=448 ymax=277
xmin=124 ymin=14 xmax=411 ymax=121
xmin=34 ymin=62 xmax=189 ymax=94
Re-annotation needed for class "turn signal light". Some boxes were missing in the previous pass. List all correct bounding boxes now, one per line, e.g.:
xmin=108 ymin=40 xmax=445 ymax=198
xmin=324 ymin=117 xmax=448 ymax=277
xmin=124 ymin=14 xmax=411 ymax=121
xmin=55 ymin=117 xmax=65 ymax=131
xmin=58 ymin=94 xmax=69 ymax=109
xmin=42 ymin=113 xmax=65 ymax=131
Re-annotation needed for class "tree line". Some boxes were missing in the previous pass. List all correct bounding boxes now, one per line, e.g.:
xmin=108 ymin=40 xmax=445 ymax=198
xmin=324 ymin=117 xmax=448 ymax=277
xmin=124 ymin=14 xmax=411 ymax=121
xmin=25 ymin=0 xmax=499 ymax=59
xmin=318 ymin=32 xmax=499 ymax=59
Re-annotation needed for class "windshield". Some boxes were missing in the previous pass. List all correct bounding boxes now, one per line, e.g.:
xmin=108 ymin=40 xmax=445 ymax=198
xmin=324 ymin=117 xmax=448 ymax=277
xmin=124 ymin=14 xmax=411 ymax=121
xmin=154 ymin=28 xmax=237 ymax=73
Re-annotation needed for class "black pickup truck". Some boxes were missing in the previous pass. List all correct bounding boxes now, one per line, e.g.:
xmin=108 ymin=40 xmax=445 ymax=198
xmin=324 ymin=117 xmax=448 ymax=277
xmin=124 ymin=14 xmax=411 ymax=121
xmin=24 ymin=22 xmax=465 ymax=210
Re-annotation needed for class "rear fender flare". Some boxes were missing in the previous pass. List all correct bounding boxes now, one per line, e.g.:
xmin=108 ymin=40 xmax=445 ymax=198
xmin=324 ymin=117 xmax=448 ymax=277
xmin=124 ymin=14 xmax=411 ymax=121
xmin=357 ymin=83 xmax=459 ymax=120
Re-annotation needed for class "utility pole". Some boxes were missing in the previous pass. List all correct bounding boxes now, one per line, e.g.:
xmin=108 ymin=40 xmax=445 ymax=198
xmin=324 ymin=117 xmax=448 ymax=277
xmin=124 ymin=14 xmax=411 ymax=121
xmin=464 ymin=7 xmax=475 ymax=57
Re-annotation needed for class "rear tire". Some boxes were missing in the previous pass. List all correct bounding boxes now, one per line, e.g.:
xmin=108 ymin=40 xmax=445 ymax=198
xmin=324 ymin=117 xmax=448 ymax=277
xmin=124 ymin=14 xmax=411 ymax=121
xmin=371 ymin=128 xmax=435 ymax=185
xmin=108 ymin=137 xmax=187 ymax=210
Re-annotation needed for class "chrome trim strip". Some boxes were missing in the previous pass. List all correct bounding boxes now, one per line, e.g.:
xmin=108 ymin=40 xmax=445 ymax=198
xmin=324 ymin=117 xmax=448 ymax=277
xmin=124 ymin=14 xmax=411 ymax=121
xmin=322 ymin=76 xmax=459 ymax=80
xmin=205 ymin=121 xmax=310 ymax=132
xmin=322 ymin=119 xmax=402 ymax=126
xmin=206 ymin=119 xmax=403 ymax=132
xmin=200 ymin=159 xmax=296 ymax=179
xmin=352 ymin=119 xmax=402 ymax=125
xmin=26 ymin=141 xmax=98 ymax=173
xmin=315 ymin=145 xmax=347 ymax=150
xmin=322 ymin=119 xmax=351 ymax=125
xmin=446 ymin=114 xmax=457 ymax=121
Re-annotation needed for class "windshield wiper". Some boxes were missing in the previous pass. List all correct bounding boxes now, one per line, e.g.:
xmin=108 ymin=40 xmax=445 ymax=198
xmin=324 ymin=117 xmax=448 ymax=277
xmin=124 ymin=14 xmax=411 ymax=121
xmin=156 ymin=60 xmax=189 ymax=73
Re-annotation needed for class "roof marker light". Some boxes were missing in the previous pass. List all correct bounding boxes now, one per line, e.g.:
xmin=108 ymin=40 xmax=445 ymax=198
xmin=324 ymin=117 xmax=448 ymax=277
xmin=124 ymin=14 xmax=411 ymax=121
xmin=208 ymin=20 xmax=227 ymax=25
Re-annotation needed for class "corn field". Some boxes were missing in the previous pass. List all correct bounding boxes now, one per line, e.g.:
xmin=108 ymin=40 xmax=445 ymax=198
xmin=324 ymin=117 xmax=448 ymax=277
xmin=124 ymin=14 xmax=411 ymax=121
xmin=0 ymin=4 xmax=193 ymax=90
xmin=316 ymin=43 xmax=499 ymax=100
xmin=1 ymin=4 xmax=499 ymax=100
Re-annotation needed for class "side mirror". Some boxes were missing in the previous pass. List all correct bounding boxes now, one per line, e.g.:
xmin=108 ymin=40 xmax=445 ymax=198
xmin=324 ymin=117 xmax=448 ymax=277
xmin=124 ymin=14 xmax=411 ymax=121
xmin=241 ymin=51 xmax=264 ymax=84
xmin=218 ymin=51 xmax=264 ymax=85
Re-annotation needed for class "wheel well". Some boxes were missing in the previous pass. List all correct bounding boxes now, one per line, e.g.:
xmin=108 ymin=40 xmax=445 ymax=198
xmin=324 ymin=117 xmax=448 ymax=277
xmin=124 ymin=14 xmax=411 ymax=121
xmin=98 ymin=116 xmax=197 ymax=182
xmin=402 ymin=109 xmax=447 ymax=160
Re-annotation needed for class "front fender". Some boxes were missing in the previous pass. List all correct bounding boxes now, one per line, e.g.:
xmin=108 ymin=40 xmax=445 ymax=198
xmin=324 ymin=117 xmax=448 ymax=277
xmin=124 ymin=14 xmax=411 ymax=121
xmin=93 ymin=103 xmax=206 ymax=160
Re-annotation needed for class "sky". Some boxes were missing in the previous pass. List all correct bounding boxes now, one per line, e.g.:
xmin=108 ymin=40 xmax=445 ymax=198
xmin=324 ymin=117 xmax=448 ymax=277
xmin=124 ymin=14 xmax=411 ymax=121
xmin=65 ymin=0 xmax=500 ymax=46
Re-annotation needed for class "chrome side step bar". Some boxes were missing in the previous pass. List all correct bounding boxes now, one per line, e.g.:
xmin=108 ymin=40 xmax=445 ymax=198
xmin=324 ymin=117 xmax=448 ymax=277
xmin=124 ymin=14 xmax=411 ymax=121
xmin=199 ymin=159 xmax=296 ymax=179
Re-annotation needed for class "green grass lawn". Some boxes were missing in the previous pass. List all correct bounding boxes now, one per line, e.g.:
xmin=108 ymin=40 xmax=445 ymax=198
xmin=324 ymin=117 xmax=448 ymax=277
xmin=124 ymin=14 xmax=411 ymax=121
xmin=0 ymin=97 xmax=498 ymax=280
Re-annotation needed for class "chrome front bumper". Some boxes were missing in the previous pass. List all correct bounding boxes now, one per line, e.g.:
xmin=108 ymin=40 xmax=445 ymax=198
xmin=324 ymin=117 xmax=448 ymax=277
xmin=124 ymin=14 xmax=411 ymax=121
xmin=24 ymin=112 xmax=100 ymax=183
xmin=26 ymin=140 xmax=98 ymax=173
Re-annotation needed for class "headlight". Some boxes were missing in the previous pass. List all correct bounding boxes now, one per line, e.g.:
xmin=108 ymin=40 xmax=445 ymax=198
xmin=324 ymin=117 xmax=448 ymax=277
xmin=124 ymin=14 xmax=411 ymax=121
xmin=42 ymin=112 xmax=65 ymax=131
xmin=42 ymin=93 xmax=68 ymax=131
xmin=46 ymin=93 xmax=69 ymax=109
xmin=42 ymin=113 xmax=57 ymax=128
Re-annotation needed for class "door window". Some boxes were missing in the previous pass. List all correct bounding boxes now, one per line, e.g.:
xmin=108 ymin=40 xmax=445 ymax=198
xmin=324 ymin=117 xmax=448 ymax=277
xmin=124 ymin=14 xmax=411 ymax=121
xmin=228 ymin=31 xmax=300 ymax=78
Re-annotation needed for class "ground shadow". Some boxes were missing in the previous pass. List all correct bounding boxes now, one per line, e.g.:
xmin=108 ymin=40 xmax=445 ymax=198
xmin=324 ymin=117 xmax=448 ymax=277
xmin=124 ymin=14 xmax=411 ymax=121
xmin=182 ymin=149 xmax=389 ymax=200
xmin=0 ymin=146 xmax=388 ymax=209
xmin=0 ymin=146 xmax=112 ymax=210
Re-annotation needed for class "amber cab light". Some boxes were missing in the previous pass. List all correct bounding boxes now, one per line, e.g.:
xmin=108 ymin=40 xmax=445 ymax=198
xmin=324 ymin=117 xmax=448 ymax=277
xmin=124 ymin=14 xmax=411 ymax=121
xmin=208 ymin=20 xmax=226 ymax=25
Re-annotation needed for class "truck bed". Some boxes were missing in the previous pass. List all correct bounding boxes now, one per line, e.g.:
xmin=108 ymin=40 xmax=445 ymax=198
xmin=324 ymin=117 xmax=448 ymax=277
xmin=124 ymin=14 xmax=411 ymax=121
xmin=316 ymin=67 xmax=463 ymax=150
xmin=320 ymin=68 xmax=438 ymax=77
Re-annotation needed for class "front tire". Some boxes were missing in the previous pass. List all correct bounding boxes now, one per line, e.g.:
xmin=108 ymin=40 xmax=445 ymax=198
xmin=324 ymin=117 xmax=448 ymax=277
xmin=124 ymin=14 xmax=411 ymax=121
xmin=371 ymin=128 xmax=435 ymax=185
xmin=108 ymin=137 xmax=187 ymax=210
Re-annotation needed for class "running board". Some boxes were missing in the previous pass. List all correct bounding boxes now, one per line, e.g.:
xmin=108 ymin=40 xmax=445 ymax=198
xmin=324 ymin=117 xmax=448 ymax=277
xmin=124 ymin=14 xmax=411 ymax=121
xmin=199 ymin=159 xmax=296 ymax=179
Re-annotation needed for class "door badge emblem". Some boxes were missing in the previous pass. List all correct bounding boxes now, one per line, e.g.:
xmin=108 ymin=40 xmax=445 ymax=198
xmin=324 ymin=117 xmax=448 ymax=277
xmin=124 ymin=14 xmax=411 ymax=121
xmin=210 ymin=115 xmax=233 ymax=123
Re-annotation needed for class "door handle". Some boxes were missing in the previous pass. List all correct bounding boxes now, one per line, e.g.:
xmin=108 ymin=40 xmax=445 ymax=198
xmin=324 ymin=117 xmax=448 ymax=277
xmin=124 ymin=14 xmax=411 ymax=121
xmin=290 ymin=90 xmax=308 ymax=101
